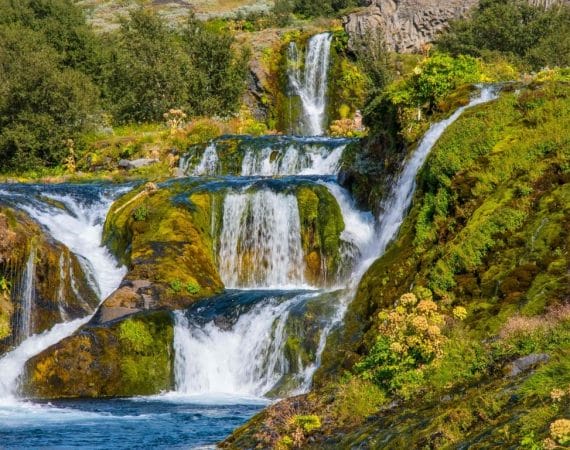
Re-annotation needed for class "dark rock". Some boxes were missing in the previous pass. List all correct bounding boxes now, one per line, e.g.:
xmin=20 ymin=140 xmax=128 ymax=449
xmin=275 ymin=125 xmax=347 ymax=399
xmin=506 ymin=353 xmax=550 ymax=377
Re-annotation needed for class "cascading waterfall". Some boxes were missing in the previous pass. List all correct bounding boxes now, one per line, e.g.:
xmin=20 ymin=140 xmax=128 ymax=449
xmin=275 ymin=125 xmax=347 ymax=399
xmin=0 ymin=185 xmax=129 ymax=399
xmin=180 ymin=136 xmax=348 ymax=177
xmin=287 ymin=33 xmax=333 ymax=136
xmin=170 ymin=85 xmax=499 ymax=399
xmin=218 ymin=190 xmax=306 ymax=289
xmin=370 ymin=85 xmax=500 ymax=264
xmin=173 ymin=293 xmax=313 ymax=396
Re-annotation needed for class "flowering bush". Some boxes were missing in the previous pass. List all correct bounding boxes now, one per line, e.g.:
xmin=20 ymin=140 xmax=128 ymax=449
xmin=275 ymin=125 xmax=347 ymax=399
xmin=356 ymin=291 xmax=463 ymax=396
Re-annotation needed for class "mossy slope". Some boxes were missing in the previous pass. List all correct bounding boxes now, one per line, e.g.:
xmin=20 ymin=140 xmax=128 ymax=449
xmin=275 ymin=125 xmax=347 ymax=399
xmin=224 ymin=81 xmax=570 ymax=448
xmin=0 ymin=207 xmax=99 ymax=353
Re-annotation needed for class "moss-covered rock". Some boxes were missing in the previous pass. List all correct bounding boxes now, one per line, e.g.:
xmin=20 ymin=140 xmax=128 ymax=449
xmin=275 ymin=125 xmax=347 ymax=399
xmin=296 ymin=185 xmax=345 ymax=285
xmin=23 ymin=311 xmax=174 ymax=398
xmin=0 ymin=207 xmax=99 ymax=354
xmin=101 ymin=182 xmax=224 ymax=319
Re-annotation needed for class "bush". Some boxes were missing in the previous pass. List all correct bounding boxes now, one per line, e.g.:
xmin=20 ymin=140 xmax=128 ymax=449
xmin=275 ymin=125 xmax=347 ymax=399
xmin=436 ymin=0 xmax=570 ymax=70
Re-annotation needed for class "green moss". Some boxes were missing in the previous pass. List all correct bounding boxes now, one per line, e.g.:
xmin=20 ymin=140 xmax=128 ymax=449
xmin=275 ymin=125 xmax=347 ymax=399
xmin=296 ymin=185 xmax=345 ymax=285
xmin=103 ymin=183 xmax=224 ymax=309
xmin=25 ymin=311 xmax=174 ymax=398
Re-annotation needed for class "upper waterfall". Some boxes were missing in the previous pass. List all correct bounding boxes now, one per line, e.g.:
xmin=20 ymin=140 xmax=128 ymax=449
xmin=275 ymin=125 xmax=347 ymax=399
xmin=287 ymin=33 xmax=333 ymax=136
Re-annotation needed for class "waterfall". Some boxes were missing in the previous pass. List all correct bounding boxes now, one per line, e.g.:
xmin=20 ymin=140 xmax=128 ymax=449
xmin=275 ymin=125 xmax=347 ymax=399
xmin=0 ymin=185 xmax=129 ymax=399
xmin=288 ymin=33 xmax=333 ymax=136
xmin=218 ymin=191 xmax=306 ymax=289
xmin=171 ymin=87 xmax=499 ymax=400
xmin=180 ymin=136 xmax=349 ymax=177
xmin=189 ymin=143 xmax=219 ymax=176
xmin=17 ymin=248 xmax=36 ymax=343
xmin=371 ymin=85 xmax=500 ymax=263
xmin=173 ymin=293 xmax=312 ymax=396
xmin=240 ymin=142 xmax=345 ymax=176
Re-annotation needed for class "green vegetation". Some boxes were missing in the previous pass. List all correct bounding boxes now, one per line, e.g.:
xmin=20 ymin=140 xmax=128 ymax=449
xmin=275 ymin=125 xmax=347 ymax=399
xmin=25 ymin=311 xmax=174 ymax=398
xmin=0 ymin=1 xmax=248 ymax=173
xmin=437 ymin=0 xmax=570 ymax=70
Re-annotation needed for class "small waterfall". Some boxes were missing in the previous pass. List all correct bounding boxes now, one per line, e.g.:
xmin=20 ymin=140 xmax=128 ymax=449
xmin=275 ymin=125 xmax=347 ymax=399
xmin=17 ymin=248 xmax=36 ymax=343
xmin=241 ymin=143 xmax=345 ymax=176
xmin=371 ymin=86 xmax=500 ymax=262
xmin=288 ymin=33 xmax=333 ymax=136
xmin=190 ymin=143 xmax=219 ymax=176
xmin=180 ymin=136 xmax=348 ymax=177
xmin=218 ymin=191 xmax=306 ymax=289
xmin=0 ymin=184 xmax=129 ymax=399
xmin=173 ymin=294 xmax=309 ymax=396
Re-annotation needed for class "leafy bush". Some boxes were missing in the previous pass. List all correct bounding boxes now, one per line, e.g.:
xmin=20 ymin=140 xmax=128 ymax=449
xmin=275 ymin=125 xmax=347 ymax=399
xmin=356 ymin=292 xmax=457 ymax=396
xmin=436 ymin=0 xmax=570 ymax=70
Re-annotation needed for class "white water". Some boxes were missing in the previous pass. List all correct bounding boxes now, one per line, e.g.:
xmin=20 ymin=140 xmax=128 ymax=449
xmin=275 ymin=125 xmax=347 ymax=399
xmin=0 ymin=187 xmax=129 ymax=400
xmin=20 ymin=192 xmax=127 ymax=299
xmin=190 ymin=143 xmax=219 ymax=176
xmin=370 ymin=85 xmax=499 ymax=266
xmin=0 ymin=317 xmax=91 ymax=400
xmin=241 ymin=143 xmax=345 ymax=176
xmin=171 ymin=86 xmax=499 ymax=398
xmin=17 ymin=248 xmax=36 ymax=343
xmin=218 ymin=190 xmax=306 ymax=289
xmin=288 ymin=33 xmax=333 ymax=136
xmin=173 ymin=293 xmax=313 ymax=396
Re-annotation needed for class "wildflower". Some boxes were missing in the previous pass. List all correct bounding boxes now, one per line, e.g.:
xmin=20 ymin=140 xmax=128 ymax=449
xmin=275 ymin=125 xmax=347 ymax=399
xmin=452 ymin=306 xmax=468 ymax=321
xmin=427 ymin=325 xmax=441 ymax=336
xmin=550 ymin=388 xmax=566 ymax=402
xmin=417 ymin=300 xmax=438 ymax=314
xmin=550 ymin=419 xmax=570 ymax=445
xmin=411 ymin=315 xmax=429 ymax=331
xmin=400 ymin=293 xmax=418 ymax=307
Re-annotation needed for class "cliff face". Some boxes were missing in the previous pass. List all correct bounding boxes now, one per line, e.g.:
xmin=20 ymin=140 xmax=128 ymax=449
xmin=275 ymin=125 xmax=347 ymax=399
xmin=343 ymin=0 xmax=569 ymax=53
xmin=344 ymin=0 xmax=478 ymax=53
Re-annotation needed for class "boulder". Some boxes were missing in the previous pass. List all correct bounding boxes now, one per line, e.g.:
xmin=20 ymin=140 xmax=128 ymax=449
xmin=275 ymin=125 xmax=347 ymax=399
xmin=118 ymin=158 xmax=159 ymax=170
xmin=506 ymin=353 xmax=550 ymax=377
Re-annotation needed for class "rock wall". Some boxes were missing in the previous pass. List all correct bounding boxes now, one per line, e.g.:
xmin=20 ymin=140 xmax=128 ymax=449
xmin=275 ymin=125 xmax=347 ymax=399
xmin=343 ymin=0 xmax=569 ymax=53
xmin=344 ymin=0 xmax=478 ymax=53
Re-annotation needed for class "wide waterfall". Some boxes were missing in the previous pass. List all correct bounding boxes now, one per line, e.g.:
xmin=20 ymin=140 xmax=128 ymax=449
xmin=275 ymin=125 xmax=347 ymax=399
xmin=171 ymin=85 xmax=499 ymax=399
xmin=287 ymin=32 xmax=333 ymax=136
xmin=0 ymin=184 xmax=129 ymax=398
xmin=218 ymin=190 xmax=306 ymax=289
xmin=179 ymin=135 xmax=349 ymax=177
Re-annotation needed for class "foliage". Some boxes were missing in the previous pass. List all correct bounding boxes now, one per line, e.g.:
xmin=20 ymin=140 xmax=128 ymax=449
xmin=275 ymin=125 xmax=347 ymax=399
xmin=0 ymin=2 xmax=249 ymax=173
xmin=389 ymin=53 xmax=480 ymax=113
xmin=436 ymin=0 xmax=570 ymax=70
xmin=356 ymin=292 xmax=457 ymax=396
xmin=0 ymin=23 xmax=100 ymax=171
xmin=132 ymin=205 xmax=149 ymax=222
xmin=330 ymin=378 xmax=386 ymax=425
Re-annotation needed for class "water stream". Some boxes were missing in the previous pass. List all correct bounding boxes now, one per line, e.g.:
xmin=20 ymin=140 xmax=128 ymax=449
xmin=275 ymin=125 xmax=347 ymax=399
xmin=0 ymin=82 xmax=498 ymax=447
xmin=287 ymin=32 xmax=333 ymax=136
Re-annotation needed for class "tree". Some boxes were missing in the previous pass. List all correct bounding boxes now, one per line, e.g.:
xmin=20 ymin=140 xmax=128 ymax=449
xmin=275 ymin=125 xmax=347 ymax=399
xmin=182 ymin=16 xmax=249 ymax=117
xmin=106 ymin=9 xmax=190 ymax=124
xmin=0 ymin=25 xmax=99 ymax=171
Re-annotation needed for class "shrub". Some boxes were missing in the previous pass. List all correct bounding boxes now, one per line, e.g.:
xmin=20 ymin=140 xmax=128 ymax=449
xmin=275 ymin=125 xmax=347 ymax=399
xmin=355 ymin=292 xmax=458 ymax=396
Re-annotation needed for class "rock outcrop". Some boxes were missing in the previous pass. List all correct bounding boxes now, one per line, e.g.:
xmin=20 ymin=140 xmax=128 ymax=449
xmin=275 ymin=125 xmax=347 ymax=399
xmin=343 ymin=0 xmax=478 ymax=53
xmin=343 ymin=0 xmax=570 ymax=53
xmin=0 ymin=208 xmax=99 ymax=354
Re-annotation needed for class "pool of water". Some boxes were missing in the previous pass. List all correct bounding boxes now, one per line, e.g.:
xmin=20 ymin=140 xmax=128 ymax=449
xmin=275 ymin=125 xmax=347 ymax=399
xmin=0 ymin=395 xmax=267 ymax=449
